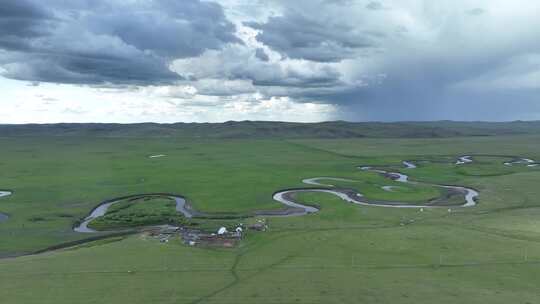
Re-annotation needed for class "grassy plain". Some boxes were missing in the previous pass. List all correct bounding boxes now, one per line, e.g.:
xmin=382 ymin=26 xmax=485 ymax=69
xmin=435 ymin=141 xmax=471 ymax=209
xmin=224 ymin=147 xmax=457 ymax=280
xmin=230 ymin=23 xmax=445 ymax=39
xmin=1 ymin=133 xmax=540 ymax=303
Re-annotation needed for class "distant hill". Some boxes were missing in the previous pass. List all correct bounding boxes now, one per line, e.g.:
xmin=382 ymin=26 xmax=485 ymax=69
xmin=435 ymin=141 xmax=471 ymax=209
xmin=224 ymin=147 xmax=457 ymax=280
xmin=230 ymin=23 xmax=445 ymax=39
xmin=1 ymin=121 xmax=540 ymax=139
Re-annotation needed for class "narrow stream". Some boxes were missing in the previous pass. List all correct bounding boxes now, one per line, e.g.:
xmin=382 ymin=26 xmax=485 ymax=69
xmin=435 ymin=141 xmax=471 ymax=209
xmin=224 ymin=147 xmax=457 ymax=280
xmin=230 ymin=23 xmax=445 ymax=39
xmin=0 ymin=191 xmax=13 ymax=223
xmin=456 ymin=155 xmax=473 ymax=165
xmin=272 ymin=160 xmax=479 ymax=216
xmin=74 ymin=159 xmax=481 ymax=231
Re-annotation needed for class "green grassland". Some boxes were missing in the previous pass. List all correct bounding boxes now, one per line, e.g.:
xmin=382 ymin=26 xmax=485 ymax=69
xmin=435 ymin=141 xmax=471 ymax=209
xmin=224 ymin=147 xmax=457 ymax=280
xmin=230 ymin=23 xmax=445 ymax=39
xmin=88 ymin=196 xmax=187 ymax=231
xmin=1 ymin=130 xmax=540 ymax=303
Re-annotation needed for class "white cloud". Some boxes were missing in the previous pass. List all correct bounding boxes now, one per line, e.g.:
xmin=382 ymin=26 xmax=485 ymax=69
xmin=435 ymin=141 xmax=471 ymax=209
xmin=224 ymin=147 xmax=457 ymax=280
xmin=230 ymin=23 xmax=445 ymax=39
xmin=0 ymin=76 xmax=336 ymax=123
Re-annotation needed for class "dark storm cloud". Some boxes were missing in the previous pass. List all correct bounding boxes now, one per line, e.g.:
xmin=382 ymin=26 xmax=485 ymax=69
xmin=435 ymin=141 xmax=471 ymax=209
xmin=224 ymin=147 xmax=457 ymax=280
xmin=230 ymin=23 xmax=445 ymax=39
xmin=322 ymin=0 xmax=352 ymax=4
xmin=86 ymin=0 xmax=241 ymax=58
xmin=0 ymin=0 xmax=239 ymax=85
xmin=365 ymin=1 xmax=384 ymax=10
xmin=170 ymin=43 xmax=345 ymax=91
xmin=246 ymin=13 xmax=376 ymax=62
xmin=2 ymin=54 xmax=180 ymax=85
xmin=0 ymin=0 xmax=46 ymax=18
xmin=237 ymin=0 xmax=540 ymax=122
xmin=255 ymin=48 xmax=270 ymax=61
xmin=253 ymin=75 xmax=342 ymax=88
xmin=466 ymin=8 xmax=486 ymax=16
xmin=336 ymin=82 xmax=540 ymax=122
xmin=0 ymin=0 xmax=54 ymax=51
xmin=309 ymin=51 xmax=540 ymax=121
xmin=2 ymin=0 xmax=539 ymax=122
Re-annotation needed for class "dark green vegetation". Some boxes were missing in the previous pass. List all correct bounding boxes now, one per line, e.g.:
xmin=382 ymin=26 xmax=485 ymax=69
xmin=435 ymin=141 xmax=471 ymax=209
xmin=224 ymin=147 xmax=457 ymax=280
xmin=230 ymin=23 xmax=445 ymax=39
xmin=87 ymin=196 xmax=186 ymax=231
xmin=3 ymin=120 xmax=540 ymax=138
xmin=1 ymin=123 xmax=540 ymax=303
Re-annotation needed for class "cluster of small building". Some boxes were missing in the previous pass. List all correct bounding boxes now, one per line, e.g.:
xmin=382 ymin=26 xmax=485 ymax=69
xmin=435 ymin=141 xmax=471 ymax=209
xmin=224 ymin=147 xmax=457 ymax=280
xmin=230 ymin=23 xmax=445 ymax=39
xmin=144 ymin=219 xmax=269 ymax=248
xmin=181 ymin=227 xmax=242 ymax=248
xmin=247 ymin=218 xmax=268 ymax=231
xmin=144 ymin=225 xmax=180 ymax=243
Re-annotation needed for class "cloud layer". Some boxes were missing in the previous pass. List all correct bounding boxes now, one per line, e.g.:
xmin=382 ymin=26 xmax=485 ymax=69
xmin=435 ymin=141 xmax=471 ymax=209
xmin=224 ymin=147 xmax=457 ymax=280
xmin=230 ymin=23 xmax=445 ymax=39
xmin=0 ymin=0 xmax=238 ymax=85
xmin=0 ymin=0 xmax=539 ymax=122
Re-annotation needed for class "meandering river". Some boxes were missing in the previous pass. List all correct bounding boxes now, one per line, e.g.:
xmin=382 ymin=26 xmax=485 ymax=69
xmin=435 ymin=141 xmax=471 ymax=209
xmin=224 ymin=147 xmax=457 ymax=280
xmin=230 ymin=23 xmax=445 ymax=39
xmin=2 ymin=155 xmax=536 ymax=233
xmin=74 ymin=158 xmax=481 ymax=232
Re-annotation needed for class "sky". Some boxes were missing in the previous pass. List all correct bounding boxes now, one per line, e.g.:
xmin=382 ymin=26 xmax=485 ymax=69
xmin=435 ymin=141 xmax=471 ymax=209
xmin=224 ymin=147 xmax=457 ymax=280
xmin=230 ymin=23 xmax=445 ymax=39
xmin=0 ymin=0 xmax=539 ymax=123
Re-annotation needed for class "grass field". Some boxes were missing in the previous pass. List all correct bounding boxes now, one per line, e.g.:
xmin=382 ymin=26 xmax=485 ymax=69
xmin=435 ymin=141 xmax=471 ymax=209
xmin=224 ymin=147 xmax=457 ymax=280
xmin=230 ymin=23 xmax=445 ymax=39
xmin=1 ymin=132 xmax=540 ymax=303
